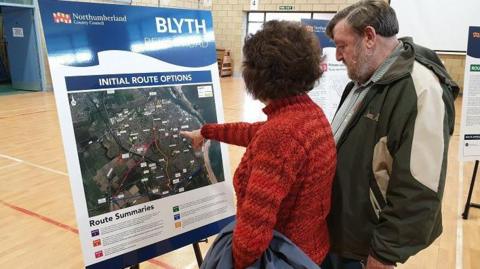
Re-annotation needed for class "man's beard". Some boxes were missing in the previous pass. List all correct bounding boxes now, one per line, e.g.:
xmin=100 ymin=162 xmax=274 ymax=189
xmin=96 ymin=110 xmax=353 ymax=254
xmin=347 ymin=41 xmax=372 ymax=84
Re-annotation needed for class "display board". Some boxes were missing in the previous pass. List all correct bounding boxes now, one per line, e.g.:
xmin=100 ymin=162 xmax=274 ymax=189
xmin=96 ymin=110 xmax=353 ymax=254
xmin=38 ymin=0 xmax=235 ymax=268
xmin=391 ymin=0 xmax=480 ymax=52
xmin=459 ymin=26 xmax=480 ymax=161
xmin=302 ymin=19 xmax=349 ymax=122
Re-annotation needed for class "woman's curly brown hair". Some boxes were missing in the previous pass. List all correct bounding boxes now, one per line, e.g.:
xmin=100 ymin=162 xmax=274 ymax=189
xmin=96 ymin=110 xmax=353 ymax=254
xmin=242 ymin=20 xmax=323 ymax=101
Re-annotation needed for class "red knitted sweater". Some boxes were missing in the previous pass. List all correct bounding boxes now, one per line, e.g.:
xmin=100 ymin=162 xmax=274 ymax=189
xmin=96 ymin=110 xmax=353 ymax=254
xmin=201 ymin=94 xmax=336 ymax=269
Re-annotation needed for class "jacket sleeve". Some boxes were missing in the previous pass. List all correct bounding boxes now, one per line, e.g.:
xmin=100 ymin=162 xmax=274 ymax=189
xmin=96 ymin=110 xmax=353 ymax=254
xmin=201 ymin=122 xmax=265 ymax=147
xmin=232 ymin=132 xmax=306 ymax=268
xmin=370 ymin=80 xmax=450 ymax=264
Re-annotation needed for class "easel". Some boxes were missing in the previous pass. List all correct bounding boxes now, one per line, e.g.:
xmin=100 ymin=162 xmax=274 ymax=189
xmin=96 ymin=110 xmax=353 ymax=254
xmin=462 ymin=160 xmax=480 ymax=219
xmin=128 ymin=239 xmax=208 ymax=268
xmin=193 ymin=239 xmax=208 ymax=265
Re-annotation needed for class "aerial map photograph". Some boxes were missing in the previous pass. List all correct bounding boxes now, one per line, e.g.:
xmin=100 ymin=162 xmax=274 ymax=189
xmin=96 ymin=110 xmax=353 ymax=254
xmin=68 ymin=84 xmax=225 ymax=217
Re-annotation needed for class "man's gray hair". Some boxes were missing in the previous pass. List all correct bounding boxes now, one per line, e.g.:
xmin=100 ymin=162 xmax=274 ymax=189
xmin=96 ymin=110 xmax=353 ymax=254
xmin=326 ymin=0 xmax=399 ymax=39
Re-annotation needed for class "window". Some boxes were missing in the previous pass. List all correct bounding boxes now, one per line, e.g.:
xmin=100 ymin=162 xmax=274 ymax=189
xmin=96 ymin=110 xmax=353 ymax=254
xmin=313 ymin=13 xmax=335 ymax=20
xmin=246 ymin=11 xmax=336 ymax=35
xmin=264 ymin=12 xmax=311 ymax=22
xmin=247 ymin=12 xmax=265 ymax=35
xmin=0 ymin=0 xmax=33 ymax=5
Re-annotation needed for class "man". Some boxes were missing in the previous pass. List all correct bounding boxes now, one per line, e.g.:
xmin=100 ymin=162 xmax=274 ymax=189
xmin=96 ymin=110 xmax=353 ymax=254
xmin=322 ymin=1 xmax=459 ymax=269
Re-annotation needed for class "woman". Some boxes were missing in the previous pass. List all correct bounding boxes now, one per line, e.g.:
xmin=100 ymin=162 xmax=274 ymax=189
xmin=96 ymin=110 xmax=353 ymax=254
xmin=181 ymin=20 xmax=336 ymax=268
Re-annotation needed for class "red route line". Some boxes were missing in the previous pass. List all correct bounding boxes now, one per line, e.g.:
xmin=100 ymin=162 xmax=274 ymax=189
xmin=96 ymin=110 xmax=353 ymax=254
xmin=114 ymin=139 xmax=155 ymax=197
xmin=0 ymin=199 xmax=175 ymax=268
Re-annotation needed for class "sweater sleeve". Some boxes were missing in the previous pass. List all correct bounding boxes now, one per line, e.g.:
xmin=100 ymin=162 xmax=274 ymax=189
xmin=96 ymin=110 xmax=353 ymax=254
xmin=232 ymin=132 xmax=306 ymax=268
xmin=201 ymin=122 xmax=265 ymax=147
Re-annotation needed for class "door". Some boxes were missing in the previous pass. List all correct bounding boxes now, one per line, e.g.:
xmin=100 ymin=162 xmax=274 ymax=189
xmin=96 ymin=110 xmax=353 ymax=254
xmin=2 ymin=6 xmax=41 ymax=91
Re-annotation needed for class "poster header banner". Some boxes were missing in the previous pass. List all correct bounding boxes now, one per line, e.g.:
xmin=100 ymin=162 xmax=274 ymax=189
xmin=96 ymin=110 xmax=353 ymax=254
xmin=301 ymin=19 xmax=335 ymax=48
xmin=65 ymin=71 xmax=212 ymax=91
xmin=39 ymin=0 xmax=216 ymax=67
xmin=467 ymin=26 xmax=480 ymax=58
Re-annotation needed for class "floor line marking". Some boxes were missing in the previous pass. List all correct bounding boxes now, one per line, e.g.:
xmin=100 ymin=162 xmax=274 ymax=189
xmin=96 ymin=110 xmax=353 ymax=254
xmin=0 ymin=108 xmax=54 ymax=119
xmin=0 ymin=199 xmax=78 ymax=234
xmin=0 ymin=153 xmax=23 ymax=163
xmin=456 ymin=161 xmax=464 ymax=269
xmin=147 ymin=259 xmax=177 ymax=269
xmin=0 ymin=153 xmax=68 ymax=176
xmin=0 ymin=162 xmax=21 ymax=170
xmin=22 ymin=160 xmax=68 ymax=176
xmin=1 ymin=199 xmax=174 ymax=268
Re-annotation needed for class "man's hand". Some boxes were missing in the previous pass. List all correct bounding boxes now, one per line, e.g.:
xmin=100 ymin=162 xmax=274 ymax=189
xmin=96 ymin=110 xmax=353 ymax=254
xmin=365 ymin=255 xmax=394 ymax=269
xmin=179 ymin=129 xmax=205 ymax=150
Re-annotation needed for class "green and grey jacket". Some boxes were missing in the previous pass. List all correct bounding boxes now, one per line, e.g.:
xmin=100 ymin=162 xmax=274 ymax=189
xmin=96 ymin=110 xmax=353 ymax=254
xmin=328 ymin=37 xmax=459 ymax=264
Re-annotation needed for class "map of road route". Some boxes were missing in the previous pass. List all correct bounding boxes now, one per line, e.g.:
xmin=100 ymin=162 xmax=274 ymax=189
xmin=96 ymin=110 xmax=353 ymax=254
xmin=69 ymin=84 xmax=225 ymax=217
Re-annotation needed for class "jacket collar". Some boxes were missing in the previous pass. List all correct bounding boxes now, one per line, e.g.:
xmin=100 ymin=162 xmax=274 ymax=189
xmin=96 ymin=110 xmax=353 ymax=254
xmin=374 ymin=37 xmax=415 ymax=85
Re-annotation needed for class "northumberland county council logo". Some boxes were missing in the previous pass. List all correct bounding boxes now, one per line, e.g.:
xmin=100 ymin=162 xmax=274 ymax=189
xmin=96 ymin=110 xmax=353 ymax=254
xmin=53 ymin=12 xmax=72 ymax=24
